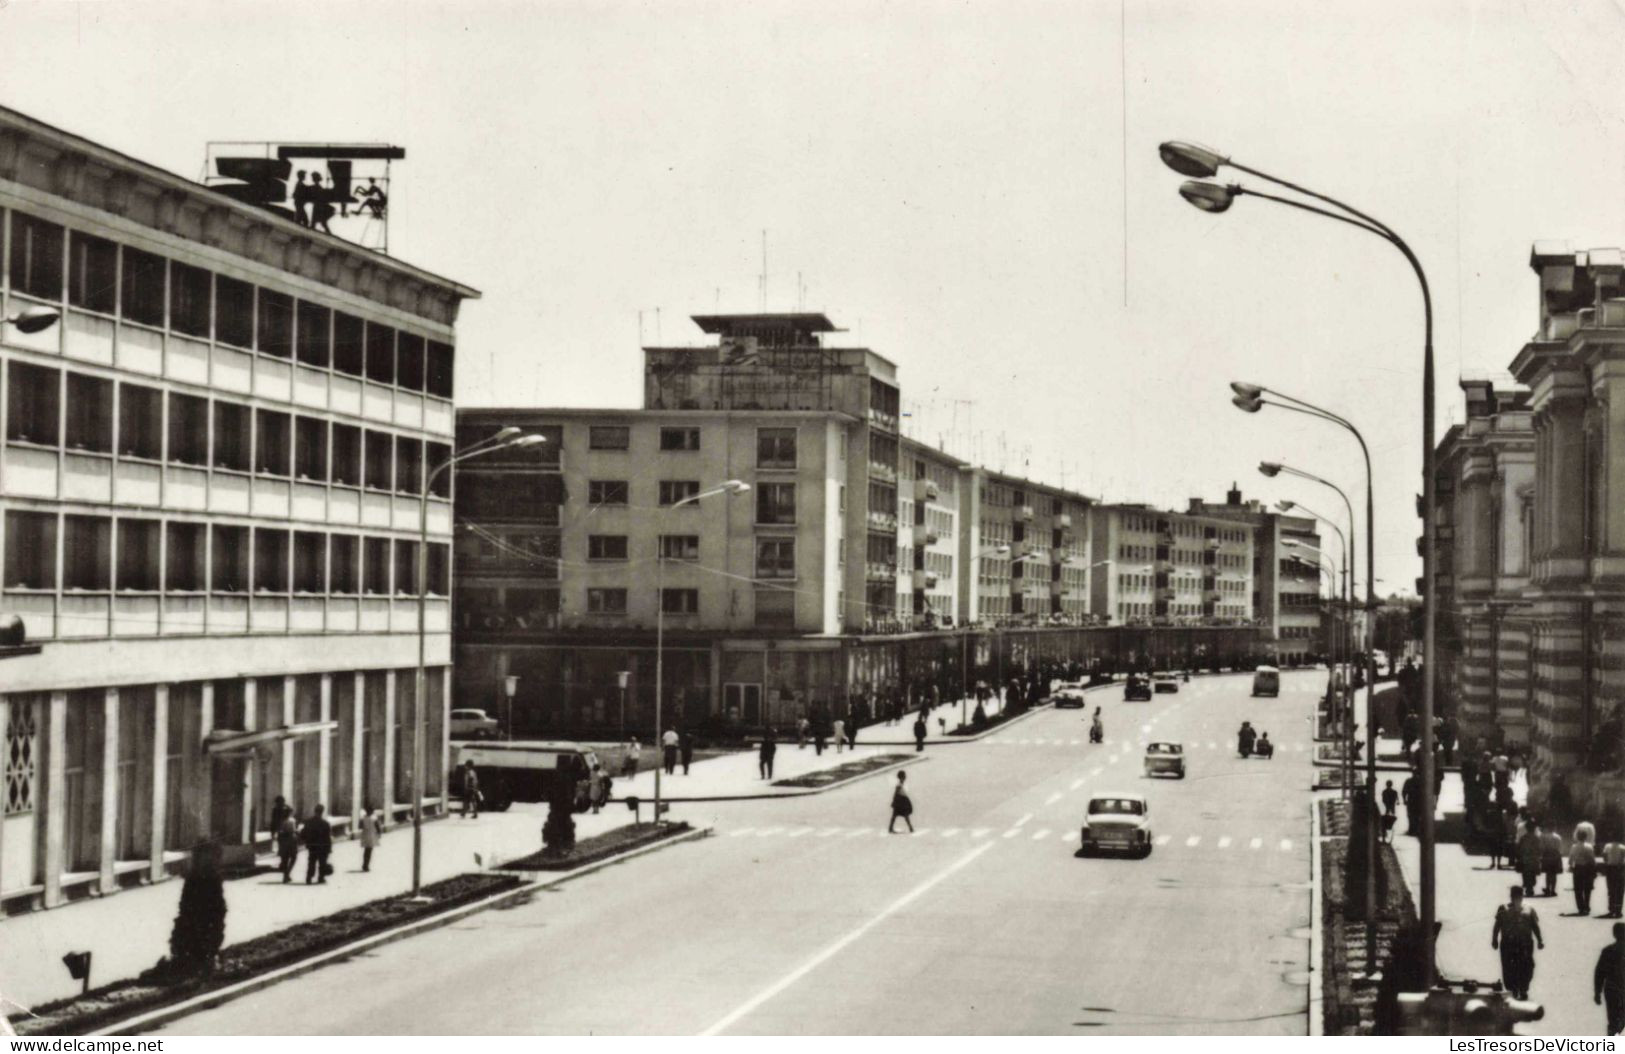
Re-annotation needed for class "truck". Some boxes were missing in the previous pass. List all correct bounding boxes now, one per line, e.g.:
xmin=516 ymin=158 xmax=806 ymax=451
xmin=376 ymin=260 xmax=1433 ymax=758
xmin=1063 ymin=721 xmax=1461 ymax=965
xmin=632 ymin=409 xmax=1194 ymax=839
xmin=451 ymin=740 xmax=602 ymax=813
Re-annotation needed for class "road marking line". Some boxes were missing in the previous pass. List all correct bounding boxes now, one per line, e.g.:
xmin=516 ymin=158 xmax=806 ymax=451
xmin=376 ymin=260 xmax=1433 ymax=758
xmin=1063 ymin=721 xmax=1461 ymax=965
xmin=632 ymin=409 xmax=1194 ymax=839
xmin=1014 ymin=812 xmax=1032 ymax=827
xmin=1280 ymin=838 xmax=1294 ymax=852
xmin=1218 ymin=836 xmax=1232 ymax=849
xmin=1070 ymin=739 xmax=1081 ymax=745
xmin=940 ymin=828 xmax=960 ymax=838
xmin=1088 ymin=768 xmax=1101 ymax=777
xmin=787 ymin=827 xmax=814 ymax=838
xmin=845 ymin=829 xmax=872 ymax=839
xmin=816 ymin=827 xmax=842 ymax=837
xmin=970 ymin=828 xmax=991 ymax=838
xmin=728 ymin=827 xmax=757 ymax=837
xmin=1032 ymin=829 xmax=1051 ymax=840
xmin=911 ymin=828 xmax=930 ymax=836
xmin=1208 ymin=742 xmax=1217 ymax=750
xmin=1003 ymin=828 xmax=1022 ymax=839
xmin=700 ymin=841 xmax=995 ymax=1036
xmin=1107 ymin=755 xmax=1118 ymax=764
xmin=1070 ymin=778 xmax=1085 ymax=790
xmin=756 ymin=827 xmax=784 ymax=837
xmin=1250 ymin=837 xmax=1263 ymax=850
xmin=1185 ymin=836 xmax=1201 ymax=847
xmin=1155 ymin=835 xmax=1171 ymax=846
xmin=1045 ymin=793 xmax=1062 ymax=805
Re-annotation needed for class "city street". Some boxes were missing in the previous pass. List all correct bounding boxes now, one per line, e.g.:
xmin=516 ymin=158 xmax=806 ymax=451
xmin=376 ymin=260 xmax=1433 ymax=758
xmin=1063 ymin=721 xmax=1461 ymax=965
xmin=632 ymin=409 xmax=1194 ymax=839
xmin=158 ymin=670 xmax=1317 ymax=1036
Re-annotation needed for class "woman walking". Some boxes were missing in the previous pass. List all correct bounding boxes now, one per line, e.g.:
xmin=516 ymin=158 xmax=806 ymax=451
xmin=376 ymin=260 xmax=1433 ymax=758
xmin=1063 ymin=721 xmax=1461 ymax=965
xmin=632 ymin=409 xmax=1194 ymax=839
xmin=1573 ymin=822 xmax=1599 ymax=915
xmin=888 ymin=771 xmax=914 ymax=833
xmin=358 ymin=806 xmax=382 ymax=872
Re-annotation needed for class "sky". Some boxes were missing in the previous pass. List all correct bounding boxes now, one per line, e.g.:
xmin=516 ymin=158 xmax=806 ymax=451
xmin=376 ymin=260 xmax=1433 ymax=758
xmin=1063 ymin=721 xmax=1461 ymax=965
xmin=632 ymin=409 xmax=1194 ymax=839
xmin=4 ymin=0 xmax=1621 ymax=596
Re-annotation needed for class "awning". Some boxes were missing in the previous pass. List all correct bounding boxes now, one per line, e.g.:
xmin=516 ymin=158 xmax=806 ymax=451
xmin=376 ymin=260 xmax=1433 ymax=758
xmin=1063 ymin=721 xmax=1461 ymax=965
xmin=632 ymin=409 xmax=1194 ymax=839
xmin=205 ymin=721 xmax=337 ymax=757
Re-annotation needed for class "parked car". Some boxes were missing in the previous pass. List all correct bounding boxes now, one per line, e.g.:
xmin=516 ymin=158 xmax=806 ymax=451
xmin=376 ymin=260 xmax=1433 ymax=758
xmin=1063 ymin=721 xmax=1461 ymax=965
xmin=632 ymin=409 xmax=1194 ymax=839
xmin=1078 ymin=792 xmax=1153 ymax=856
xmin=1251 ymin=666 xmax=1280 ymax=698
xmin=1143 ymin=742 xmax=1186 ymax=779
xmin=1053 ymin=683 xmax=1089 ymax=709
xmin=1124 ymin=675 xmax=1152 ymax=702
xmin=1152 ymin=672 xmax=1179 ymax=694
xmin=449 ymin=708 xmax=501 ymax=740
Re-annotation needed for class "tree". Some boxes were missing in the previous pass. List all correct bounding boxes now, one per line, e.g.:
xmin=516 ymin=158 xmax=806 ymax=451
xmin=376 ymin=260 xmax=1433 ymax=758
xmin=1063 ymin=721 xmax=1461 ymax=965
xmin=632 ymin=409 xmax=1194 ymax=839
xmin=166 ymin=841 xmax=227 ymax=977
xmin=542 ymin=774 xmax=577 ymax=856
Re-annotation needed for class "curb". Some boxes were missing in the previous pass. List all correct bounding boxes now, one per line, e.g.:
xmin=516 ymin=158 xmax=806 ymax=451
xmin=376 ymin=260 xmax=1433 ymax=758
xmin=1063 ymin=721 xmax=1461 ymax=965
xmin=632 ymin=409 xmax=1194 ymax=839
xmin=614 ymin=753 xmax=928 ymax=804
xmin=1309 ymin=795 xmax=1325 ymax=1037
xmin=857 ymin=699 xmax=1057 ymax=746
xmin=92 ymin=825 xmax=711 ymax=1037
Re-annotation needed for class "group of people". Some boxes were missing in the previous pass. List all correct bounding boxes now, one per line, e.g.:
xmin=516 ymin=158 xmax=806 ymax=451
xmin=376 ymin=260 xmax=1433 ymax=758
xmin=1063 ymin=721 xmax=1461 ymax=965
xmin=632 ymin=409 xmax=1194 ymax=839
xmin=271 ymin=795 xmax=383 ymax=885
xmin=1236 ymin=722 xmax=1273 ymax=758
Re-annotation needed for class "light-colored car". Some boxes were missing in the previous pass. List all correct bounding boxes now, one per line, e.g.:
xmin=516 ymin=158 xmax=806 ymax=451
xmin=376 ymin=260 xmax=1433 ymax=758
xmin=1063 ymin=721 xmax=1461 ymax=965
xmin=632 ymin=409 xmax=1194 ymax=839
xmin=1053 ymin=683 xmax=1089 ymax=709
xmin=1079 ymin=792 xmax=1153 ymax=856
xmin=1153 ymin=672 xmax=1179 ymax=694
xmin=449 ymin=708 xmax=501 ymax=740
xmin=1143 ymin=742 xmax=1185 ymax=779
xmin=1251 ymin=666 xmax=1281 ymax=698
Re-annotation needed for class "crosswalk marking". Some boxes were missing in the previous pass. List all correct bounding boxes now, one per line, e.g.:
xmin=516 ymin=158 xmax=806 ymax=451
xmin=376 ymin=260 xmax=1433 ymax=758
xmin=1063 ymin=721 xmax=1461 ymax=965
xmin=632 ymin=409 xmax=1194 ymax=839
xmin=940 ymin=828 xmax=960 ymax=838
xmin=970 ymin=828 xmax=991 ymax=838
xmin=1155 ymin=834 xmax=1172 ymax=846
xmin=1218 ymin=836 xmax=1232 ymax=849
xmin=786 ymin=827 xmax=813 ymax=838
xmin=816 ymin=827 xmax=842 ymax=837
xmin=1014 ymin=812 xmax=1032 ymax=827
xmin=1280 ymin=838 xmax=1293 ymax=851
xmin=1070 ymin=778 xmax=1085 ymax=790
xmin=1045 ymin=792 xmax=1062 ymax=805
xmin=723 ymin=825 xmax=1300 ymax=850
xmin=1032 ymin=829 xmax=1051 ymax=841
xmin=1185 ymin=836 xmax=1201 ymax=847
xmin=1250 ymin=837 xmax=1263 ymax=850
xmin=1003 ymin=828 xmax=1022 ymax=839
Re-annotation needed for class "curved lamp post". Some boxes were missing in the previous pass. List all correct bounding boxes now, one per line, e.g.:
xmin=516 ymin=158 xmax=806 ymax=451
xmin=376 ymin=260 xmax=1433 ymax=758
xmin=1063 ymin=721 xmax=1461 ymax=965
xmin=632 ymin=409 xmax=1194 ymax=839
xmin=1167 ymin=139 xmax=1436 ymax=979
xmin=1284 ymin=538 xmax=1355 ymax=800
xmin=414 ymin=427 xmax=548 ymax=896
xmin=656 ymin=480 xmax=749 ymax=823
xmin=1279 ymin=498 xmax=1355 ymax=755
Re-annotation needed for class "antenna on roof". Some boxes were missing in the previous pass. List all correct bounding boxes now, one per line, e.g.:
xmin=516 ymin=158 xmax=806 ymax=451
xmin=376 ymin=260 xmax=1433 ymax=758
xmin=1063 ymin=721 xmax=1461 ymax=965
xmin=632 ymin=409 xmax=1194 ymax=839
xmin=759 ymin=230 xmax=768 ymax=312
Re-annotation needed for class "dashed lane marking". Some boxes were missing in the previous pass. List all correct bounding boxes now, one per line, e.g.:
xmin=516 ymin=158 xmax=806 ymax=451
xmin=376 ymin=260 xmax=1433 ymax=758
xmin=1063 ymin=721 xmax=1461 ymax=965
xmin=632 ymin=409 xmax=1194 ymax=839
xmin=1218 ymin=836 xmax=1232 ymax=849
xmin=729 ymin=827 xmax=757 ymax=837
xmin=1045 ymin=793 xmax=1063 ymax=805
xmin=845 ymin=829 xmax=871 ymax=838
xmin=1155 ymin=835 xmax=1172 ymax=846
xmin=1070 ymin=778 xmax=1085 ymax=790
xmin=940 ymin=828 xmax=960 ymax=838
xmin=1014 ymin=813 xmax=1033 ymax=827
xmin=1185 ymin=836 xmax=1201 ymax=847
xmin=1003 ymin=828 xmax=1022 ymax=839
xmin=1032 ymin=829 xmax=1051 ymax=841
xmin=756 ymin=826 xmax=784 ymax=837
xmin=786 ymin=827 xmax=814 ymax=838
xmin=1250 ymin=837 xmax=1263 ymax=850
xmin=816 ymin=827 xmax=842 ymax=837
xmin=1280 ymin=838 xmax=1294 ymax=851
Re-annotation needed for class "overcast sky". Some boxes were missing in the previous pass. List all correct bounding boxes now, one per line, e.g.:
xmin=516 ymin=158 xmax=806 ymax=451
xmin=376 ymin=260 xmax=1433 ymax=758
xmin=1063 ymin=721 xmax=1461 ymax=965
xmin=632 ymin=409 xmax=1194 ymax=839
xmin=4 ymin=0 xmax=1619 ymax=595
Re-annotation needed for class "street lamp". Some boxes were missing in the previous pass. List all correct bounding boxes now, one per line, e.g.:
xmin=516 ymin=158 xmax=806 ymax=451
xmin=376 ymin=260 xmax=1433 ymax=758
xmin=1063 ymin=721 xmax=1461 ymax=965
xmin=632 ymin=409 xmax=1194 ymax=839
xmin=1284 ymin=538 xmax=1355 ymax=799
xmin=655 ymin=480 xmax=749 ymax=825
xmin=2 ymin=306 xmax=61 ymax=334
xmin=1167 ymin=139 xmax=1437 ymax=980
xmin=502 ymin=675 xmax=519 ymax=741
xmin=412 ymin=427 xmax=547 ymax=897
xmin=616 ymin=670 xmax=630 ymax=740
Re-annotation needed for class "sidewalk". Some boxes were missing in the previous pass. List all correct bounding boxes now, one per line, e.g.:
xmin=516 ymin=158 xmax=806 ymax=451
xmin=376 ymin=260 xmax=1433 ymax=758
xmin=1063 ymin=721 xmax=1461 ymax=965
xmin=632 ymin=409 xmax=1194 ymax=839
xmin=853 ymin=686 xmax=1031 ymax=746
xmin=609 ymin=742 xmax=919 ymax=802
xmin=1 ymin=805 xmax=627 ymax=1015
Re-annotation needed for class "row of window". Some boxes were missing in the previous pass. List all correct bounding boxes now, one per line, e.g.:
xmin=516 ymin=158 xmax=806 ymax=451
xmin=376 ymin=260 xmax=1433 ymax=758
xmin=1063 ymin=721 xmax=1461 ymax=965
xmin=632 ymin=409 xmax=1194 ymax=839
xmin=7 ymin=209 xmax=455 ymax=397
xmin=585 ymin=587 xmax=700 ymax=615
xmin=579 ymin=479 xmax=799 ymax=522
xmin=582 ymin=425 xmax=800 ymax=468
xmin=580 ymin=535 xmax=798 ymax=578
xmin=2 ymin=511 xmax=449 ymax=596
xmin=4 ymin=361 xmax=451 ymax=494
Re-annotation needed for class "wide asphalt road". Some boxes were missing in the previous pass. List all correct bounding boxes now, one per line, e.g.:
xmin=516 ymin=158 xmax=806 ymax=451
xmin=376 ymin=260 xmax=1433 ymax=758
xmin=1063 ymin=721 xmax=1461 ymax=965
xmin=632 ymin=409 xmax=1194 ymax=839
xmin=160 ymin=669 xmax=1321 ymax=1036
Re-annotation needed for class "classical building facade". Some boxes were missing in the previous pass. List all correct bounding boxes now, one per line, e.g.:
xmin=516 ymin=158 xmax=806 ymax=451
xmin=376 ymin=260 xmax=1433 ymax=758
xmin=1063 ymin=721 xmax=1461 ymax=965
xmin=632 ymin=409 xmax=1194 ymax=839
xmin=0 ymin=106 xmax=473 ymax=909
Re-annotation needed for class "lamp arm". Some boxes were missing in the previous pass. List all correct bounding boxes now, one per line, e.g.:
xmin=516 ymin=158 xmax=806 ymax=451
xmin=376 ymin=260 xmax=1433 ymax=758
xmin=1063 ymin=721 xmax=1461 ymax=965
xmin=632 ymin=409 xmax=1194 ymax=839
xmin=1233 ymin=186 xmax=1393 ymax=243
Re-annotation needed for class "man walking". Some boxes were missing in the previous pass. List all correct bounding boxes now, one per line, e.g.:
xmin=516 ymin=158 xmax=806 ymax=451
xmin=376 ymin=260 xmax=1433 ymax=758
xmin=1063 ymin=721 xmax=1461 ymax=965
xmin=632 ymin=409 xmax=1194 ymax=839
xmin=1492 ymin=885 xmax=1543 ymax=1001
xmin=662 ymin=726 xmax=679 ymax=775
xmin=1603 ymin=838 xmax=1625 ymax=918
xmin=1595 ymin=922 xmax=1625 ymax=1035
xmin=1517 ymin=821 xmax=1544 ymax=898
xmin=1541 ymin=824 xmax=1565 ymax=897
xmin=460 ymin=759 xmax=480 ymax=818
xmin=759 ymin=728 xmax=777 ymax=780
xmin=913 ymin=713 xmax=927 ymax=753
xmin=679 ymin=728 xmax=695 ymax=776
xmin=1381 ymin=780 xmax=1398 ymax=819
xmin=300 ymin=804 xmax=333 ymax=885
xmin=1401 ymin=772 xmax=1421 ymax=837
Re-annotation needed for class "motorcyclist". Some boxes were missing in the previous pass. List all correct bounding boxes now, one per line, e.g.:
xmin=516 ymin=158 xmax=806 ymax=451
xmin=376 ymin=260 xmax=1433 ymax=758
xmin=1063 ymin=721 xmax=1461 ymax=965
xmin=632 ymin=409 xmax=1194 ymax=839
xmin=1238 ymin=721 xmax=1257 ymax=757
xmin=1256 ymin=732 xmax=1273 ymax=758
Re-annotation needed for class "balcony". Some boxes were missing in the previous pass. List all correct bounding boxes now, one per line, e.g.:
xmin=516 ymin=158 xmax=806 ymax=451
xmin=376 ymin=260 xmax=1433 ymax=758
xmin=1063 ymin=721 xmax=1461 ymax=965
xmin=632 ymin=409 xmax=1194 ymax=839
xmin=866 ymin=510 xmax=898 ymax=532
xmin=922 ymin=570 xmax=940 ymax=587
xmin=1019 ymin=504 xmax=1035 ymax=521
xmin=1204 ymin=590 xmax=1222 ymax=602
xmin=865 ymin=562 xmax=897 ymax=582
xmin=1155 ymin=587 xmax=1176 ymax=600
xmin=915 ymin=478 xmax=939 ymax=501
xmin=913 ymin=524 xmax=940 ymax=547
xmin=1057 ymin=512 xmax=1073 ymax=529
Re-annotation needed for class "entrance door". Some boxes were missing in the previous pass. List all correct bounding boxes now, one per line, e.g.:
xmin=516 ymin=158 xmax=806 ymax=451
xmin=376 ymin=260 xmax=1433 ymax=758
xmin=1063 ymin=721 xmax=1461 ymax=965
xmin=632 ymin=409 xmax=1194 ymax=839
xmin=209 ymin=755 xmax=249 ymax=845
xmin=724 ymin=683 xmax=762 ymax=725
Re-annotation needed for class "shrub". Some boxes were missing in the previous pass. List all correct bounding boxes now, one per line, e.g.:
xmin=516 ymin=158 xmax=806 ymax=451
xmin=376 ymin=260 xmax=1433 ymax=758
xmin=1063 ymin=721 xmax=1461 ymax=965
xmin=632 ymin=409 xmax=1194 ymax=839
xmin=166 ymin=842 xmax=227 ymax=977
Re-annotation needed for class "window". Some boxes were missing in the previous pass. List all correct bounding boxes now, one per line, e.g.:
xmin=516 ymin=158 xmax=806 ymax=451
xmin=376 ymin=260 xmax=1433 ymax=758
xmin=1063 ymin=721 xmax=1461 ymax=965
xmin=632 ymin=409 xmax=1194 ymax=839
xmin=293 ymin=532 xmax=326 ymax=593
xmin=589 ymin=426 xmax=630 ymax=451
xmin=4 ymin=511 xmax=56 ymax=589
xmin=211 ymin=525 xmax=248 ymax=592
xmin=63 ymin=515 xmax=111 ymax=591
xmin=393 ymin=539 xmax=418 ymax=595
xmin=659 ymin=480 xmax=700 ymax=506
xmin=396 ymin=334 xmax=426 ymax=392
xmin=293 ymin=417 xmax=328 ymax=481
xmin=588 ymin=535 xmax=628 ymax=561
xmin=364 ymin=431 xmax=393 ymax=490
xmin=168 ymin=393 xmax=208 ymax=466
xmin=6 ymin=362 xmax=59 ymax=445
xmin=332 ymin=312 xmax=364 ymax=376
xmin=839 ymin=484 xmax=846 ymax=513
xmin=660 ymin=427 xmax=700 ymax=451
xmin=65 ymin=373 xmax=113 ymax=453
xmin=255 ymin=409 xmax=291 ymax=476
xmin=116 ymin=519 xmax=161 ymax=591
xmin=756 ymin=482 xmax=796 ymax=525
xmin=659 ymin=535 xmax=699 ymax=561
xmin=254 ymin=528 xmax=289 ymax=592
xmin=395 ymin=437 xmax=423 ymax=494
xmin=660 ymin=588 xmax=699 ymax=614
xmin=755 ymin=590 xmax=795 ymax=629
xmin=757 ymin=428 xmax=797 ymax=468
xmin=329 ymin=535 xmax=359 ymax=593
xmin=331 ymin=423 xmax=361 ymax=487
xmin=165 ymin=522 xmax=205 ymax=591
xmin=67 ymin=232 xmax=117 ymax=314
xmin=215 ymin=276 xmax=254 ymax=348
xmin=296 ymin=302 xmax=331 ymax=368
xmin=587 ymin=588 xmax=627 ymax=614
xmin=169 ymin=262 xmax=211 ymax=338
xmin=588 ymin=480 xmax=628 ymax=505
xmin=120 ymin=248 xmax=165 ymax=327
xmin=427 ymin=342 xmax=454 ymax=399
xmin=427 ymin=543 xmax=450 ymax=596
xmin=364 ymin=323 xmax=395 ymax=384
xmin=118 ymin=383 xmax=163 ymax=460
xmin=363 ymin=537 xmax=390 ymax=594
xmin=9 ymin=212 xmax=63 ymax=301
xmin=213 ymin=402 xmax=252 ymax=471
xmin=756 ymin=538 xmax=795 ymax=579
xmin=424 ymin=442 xmax=450 ymax=497
xmin=257 ymin=289 xmax=293 ymax=359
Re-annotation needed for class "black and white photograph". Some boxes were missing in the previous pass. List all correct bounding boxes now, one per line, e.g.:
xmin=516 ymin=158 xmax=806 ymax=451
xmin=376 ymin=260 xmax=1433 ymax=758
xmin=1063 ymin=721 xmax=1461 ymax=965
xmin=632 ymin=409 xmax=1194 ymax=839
xmin=0 ymin=0 xmax=1621 ymax=1039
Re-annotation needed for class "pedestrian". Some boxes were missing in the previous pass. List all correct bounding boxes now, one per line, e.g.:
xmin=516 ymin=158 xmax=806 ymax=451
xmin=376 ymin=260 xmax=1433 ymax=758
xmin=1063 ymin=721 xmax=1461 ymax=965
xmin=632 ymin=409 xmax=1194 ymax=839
xmin=275 ymin=812 xmax=299 ymax=883
xmin=589 ymin=763 xmax=611 ymax=814
xmin=1493 ymin=750 xmax=1512 ymax=792
xmin=300 ymin=804 xmax=333 ymax=885
xmin=1401 ymin=712 xmax=1419 ymax=758
xmin=1517 ymin=822 xmax=1543 ymax=897
xmin=662 ymin=726 xmax=679 ymax=775
xmin=797 ymin=715 xmax=809 ymax=748
xmin=847 ymin=717 xmax=858 ymax=750
xmin=1603 ymin=839 xmax=1625 ymax=918
xmin=358 ymin=805 xmax=382 ymax=872
xmin=1574 ymin=824 xmax=1599 ymax=915
xmin=832 ymin=717 xmax=846 ymax=754
xmin=759 ymin=728 xmax=777 ymax=780
xmin=1595 ymin=922 xmax=1625 ymax=1035
xmin=1492 ymin=885 xmax=1543 ymax=1001
xmin=888 ymin=771 xmax=914 ymax=833
xmin=813 ymin=719 xmax=827 ymax=756
xmin=1381 ymin=780 xmax=1398 ymax=817
xmin=458 ymin=759 xmax=481 ymax=818
xmin=1442 ymin=714 xmax=1459 ymax=765
xmin=679 ymin=728 xmax=695 ymax=776
xmin=1401 ymin=772 xmax=1421 ymax=836
xmin=622 ymin=737 xmax=642 ymax=779
xmin=1542 ymin=825 xmax=1565 ymax=897
xmin=270 ymin=794 xmax=293 ymax=837
xmin=912 ymin=713 xmax=927 ymax=753
xmin=1490 ymin=805 xmax=1511 ymax=870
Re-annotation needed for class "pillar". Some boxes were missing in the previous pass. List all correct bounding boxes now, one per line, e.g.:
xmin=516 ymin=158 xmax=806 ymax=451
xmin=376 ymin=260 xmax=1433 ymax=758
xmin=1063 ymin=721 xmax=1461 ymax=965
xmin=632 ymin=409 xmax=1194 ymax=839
xmin=148 ymin=684 xmax=168 ymax=881
xmin=241 ymin=679 xmax=257 ymax=843
xmin=42 ymin=691 xmax=67 ymax=907
xmin=98 ymin=688 xmax=118 ymax=895
xmin=281 ymin=674 xmax=296 ymax=802
xmin=382 ymin=669 xmax=397 ymax=812
xmin=0 ymin=697 xmax=9 ymax=891
xmin=439 ymin=667 xmax=452 ymax=811
xmin=197 ymin=681 xmax=214 ymax=842
xmin=350 ymin=671 xmax=364 ymax=826
xmin=318 ymin=673 xmax=332 ymax=817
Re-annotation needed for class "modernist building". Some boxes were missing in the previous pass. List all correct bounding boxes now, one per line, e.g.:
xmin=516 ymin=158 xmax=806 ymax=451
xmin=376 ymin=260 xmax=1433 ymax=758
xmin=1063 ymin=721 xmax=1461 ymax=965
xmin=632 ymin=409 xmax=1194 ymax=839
xmin=1089 ymin=502 xmax=1257 ymax=629
xmin=0 ymin=107 xmax=473 ymax=910
xmin=962 ymin=470 xmax=1093 ymax=627
xmin=893 ymin=437 xmax=972 ymax=632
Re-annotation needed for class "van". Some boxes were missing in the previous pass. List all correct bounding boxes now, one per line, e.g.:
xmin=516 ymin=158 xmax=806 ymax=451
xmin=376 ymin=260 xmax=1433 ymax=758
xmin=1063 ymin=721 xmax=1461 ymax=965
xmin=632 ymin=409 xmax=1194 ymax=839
xmin=1251 ymin=666 xmax=1280 ymax=698
xmin=451 ymin=740 xmax=600 ymax=813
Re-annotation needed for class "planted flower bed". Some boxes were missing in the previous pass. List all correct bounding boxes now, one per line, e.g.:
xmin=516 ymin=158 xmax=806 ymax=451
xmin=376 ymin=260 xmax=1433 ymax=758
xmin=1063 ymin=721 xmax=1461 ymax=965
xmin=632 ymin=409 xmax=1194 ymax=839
xmin=771 ymin=753 xmax=912 ymax=788
xmin=499 ymin=821 xmax=692 ymax=872
xmin=12 ymin=872 xmax=520 ymax=1037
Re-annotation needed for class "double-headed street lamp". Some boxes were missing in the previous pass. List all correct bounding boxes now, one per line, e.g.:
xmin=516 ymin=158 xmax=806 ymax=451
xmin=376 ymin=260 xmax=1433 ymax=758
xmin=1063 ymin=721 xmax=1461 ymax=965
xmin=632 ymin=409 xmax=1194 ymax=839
xmin=1283 ymin=539 xmax=1355 ymax=800
xmin=2 ymin=306 xmax=61 ymax=334
xmin=655 ymin=480 xmax=750 ymax=824
xmin=414 ymin=427 xmax=548 ymax=897
xmin=1164 ymin=139 xmax=1437 ymax=979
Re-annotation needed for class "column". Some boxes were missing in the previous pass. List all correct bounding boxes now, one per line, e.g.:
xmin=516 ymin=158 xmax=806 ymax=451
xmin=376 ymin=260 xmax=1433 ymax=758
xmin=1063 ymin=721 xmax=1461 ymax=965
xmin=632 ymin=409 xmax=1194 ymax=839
xmin=197 ymin=681 xmax=214 ymax=842
xmin=98 ymin=688 xmax=118 ymax=895
xmin=438 ymin=667 xmax=452 ymax=812
xmin=0 ymin=696 xmax=9 ymax=891
xmin=382 ymin=669 xmax=397 ymax=814
xmin=42 ymin=691 xmax=67 ymax=907
xmin=241 ymin=679 xmax=257 ymax=843
xmin=350 ymin=672 xmax=364 ymax=826
xmin=281 ymin=675 xmax=296 ymax=802
xmin=318 ymin=673 xmax=332 ymax=816
xmin=148 ymin=684 xmax=168 ymax=881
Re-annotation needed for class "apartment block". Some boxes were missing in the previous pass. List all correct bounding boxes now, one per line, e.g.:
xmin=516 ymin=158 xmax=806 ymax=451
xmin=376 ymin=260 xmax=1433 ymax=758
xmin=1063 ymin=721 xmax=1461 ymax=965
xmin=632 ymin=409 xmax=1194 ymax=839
xmin=1090 ymin=502 xmax=1258 ymax=629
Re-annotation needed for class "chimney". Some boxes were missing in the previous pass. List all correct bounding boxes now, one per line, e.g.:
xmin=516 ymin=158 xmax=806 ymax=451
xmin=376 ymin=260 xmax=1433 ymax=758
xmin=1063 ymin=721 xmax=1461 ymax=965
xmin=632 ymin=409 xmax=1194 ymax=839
xmin=1227 ymin=482 xmax=1243 ymax=506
